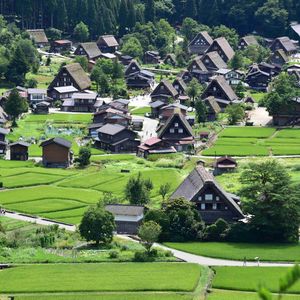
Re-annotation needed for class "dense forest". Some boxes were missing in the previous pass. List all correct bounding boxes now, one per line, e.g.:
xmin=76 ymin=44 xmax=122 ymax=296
xmin=0 ymin=0 xmax=300 ymax=38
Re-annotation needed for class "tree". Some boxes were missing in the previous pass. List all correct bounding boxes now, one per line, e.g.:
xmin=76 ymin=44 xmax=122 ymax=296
xmin=195 ymin=99 xmax=208 ymax=123
xmin=77 ymin=147 xmax=91 ymax=167
xmin=121 ymin=36 xmax=143 ymax=59
xmin=185 ymin=0 xmax=197 ymax=19
xmin=240 ymin=160 xmax=300 ymax=242
xmin=79 ymin=206 xmax=116 ymax=246
xmin=229 ymin=51 xmax=244 ymax=69
xmin=75 ymin=56 xmax=88 ymax=72
xmin=45 ymin=27 xmax=62 ymax=41
xmin=187 ymin=78 xmax=203 ymax=103
xmin=159 ymin=183 xmax=171 ymax=200
xmin=145 ymin=0 xmax=155 ymax=22
xmin=138 ymin=221 xmax=161 ymax=254
xmin=125 ymin=172 xmax=153 ymax=205
xmin=112 ymin=60 xmax=124 ymax=80
xmin=235 ymin=82 xmax=246 ymax=99
xmin=212 ymin=25 xmax=239 ymax=49
xmin=4 ymin=89 xmax=28 ymax=125
xmin=73 ymin=21 xmax=89 ymax=42
xmin=225 ymin=104 xmax=245 ymax=125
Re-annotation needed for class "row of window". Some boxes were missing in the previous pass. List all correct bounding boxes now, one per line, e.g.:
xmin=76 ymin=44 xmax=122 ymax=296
xmin=200 ymin=203 xmax=228 ymax=210
xmin=170 ymin=128 xmax=183 ymax=134
xmin=198 ymin=194 xmax=220 ymax=201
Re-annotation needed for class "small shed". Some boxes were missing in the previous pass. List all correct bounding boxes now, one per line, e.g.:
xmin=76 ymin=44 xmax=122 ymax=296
xmin=10 ymin=141 xmax=30 ymax=161
xmin=105 ymin=204 xmax=145 ymax=234
xmin=34 ymin=101 xmax=50 ymax=114
xmin=214 ymin=156 xmax=237 ymax=174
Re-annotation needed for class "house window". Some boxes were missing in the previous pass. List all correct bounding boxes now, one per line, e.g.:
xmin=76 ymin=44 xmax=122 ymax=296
xmin=178 ymin=128 xmax=183 ymax=133
xmin=201 ymin=203 xmax=206 ymax=210
xmin=205 ymin=194 xmax=213 ymax=201
xmin=216 ymin=196 xmax=220 ymax=201
xmin=170 ymin=128 xmax=175 ymax=133
xmin=198 ymin=196 xmax=202 ymax=201
xmin=213 ymin=203 xmax=217 ymax=210
xmin=225 ymin=206 xmax=228 ymax=210
xmin=213 ymin=87 xmax=217 ymax=91
xmin=174 ymin=123 xmax=179 ymax=127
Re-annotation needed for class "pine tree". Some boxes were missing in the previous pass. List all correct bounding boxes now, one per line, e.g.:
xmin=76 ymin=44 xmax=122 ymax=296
xmin=118 ymin=0 xmax=129 ymax=36
xmin=145 ymin=0 xmax=155 ymax=22
xmin=185 ymin=0 xmax=197 ymax=19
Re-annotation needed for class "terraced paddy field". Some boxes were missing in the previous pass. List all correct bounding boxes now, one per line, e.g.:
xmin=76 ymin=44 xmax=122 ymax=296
xmin=202 ymin=127 xmax=300 ymax=156
xmin=0 ymin=263 xmax=203 ymax=299
xmin=0 ymin=158 xmax=186 ymax=224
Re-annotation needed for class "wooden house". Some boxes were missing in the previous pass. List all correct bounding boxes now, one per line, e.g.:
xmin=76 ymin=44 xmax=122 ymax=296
xmin=214 ymin=156 xmax=237 ymax=174
xmin=34 ymin=101 xmax=50 ymax=114
xmin=105 ymin=204 xmax=145 ymax=234
xmin=215 ymin=69 xmax=244 ymax=86
xmin=97 ymin=35 xmax=119 ymax=53
xmin=26 ymin=29 xmax=48 ymax=47
xmin=95 ymin=124 xmax=139 ymax=153
xmin=272 ymin=98 xmax=300 ymax=126
xmin=0 ymin=127 xmax=8 ymax=155
xmin=170 ymin=165 xmax=244 ymax=224
xmin=144 ymin=51 xmax=160 ymax=64
xmin=202 ymin=76 xmax=238 ymax=109
xmin=159 ymin=103 xmax=188 ymax=120
xmin=74 ymin=42 xmax=102 ymax=60
xmin=92 ymin=107 xmax=131 ymax=128
xmin=200 ymin=51 xmax=227 ymax=72
xmin=50 ymin=40 xmax=72 ymax=53
xmin=188 ymin=31 xmax=213 ymax=55
xmin=238 ymin=35 xmax=258 ymax=50
xmin=203 ymin=96 xmax=221 ymax=121
xmin=206 ymin=37 xmax=235 ymax=62
xmin=40 ymin=137 xmax=72 ymax=168
xmin=0 ymin=106 xmax=8 ymax=125
xmin=137 ymin=137 xmax=176 ymax=158
xmin=258 ymin=62 xmax=280 ymax=76
xmin=157 ymin=110 xmax=194 ymax=152
xmin=126 ymin=70 xmax=155 ymax=89
xmin=125 ymin=60 xmax=141 ymax=77
xmin=27 ymin=89 xmax=48 ymax=105
xmin=48 ymin=63 xmax=91 ymax=97
xmin=245 ymin=64 xmax=271 ymax=91
xmin=164 ymin=54 xmax=177 ymax=66
xmin=9 ymin=141 xmax=30 ymax=161
xmin=188 ymin=58 xmax=210 ymax=83
xmin=270 ymin=37 xmax=297 ymax=56
xmin=150 ymin=80 xmax=179 ymax=103
xmin=62 ymin=92 xmax=98 ymax=112
xmin=173 ymin=78 xmax=189 ymax=104
xmin=268 ymin=49 xmax=289 ymax=67
xmin=51 ymin=86 xmax=78 ymax=101
xmin=119 ymin=55 xmax=133 ymax=66
xmin=150 ymin=100 xmax=166 ymax=118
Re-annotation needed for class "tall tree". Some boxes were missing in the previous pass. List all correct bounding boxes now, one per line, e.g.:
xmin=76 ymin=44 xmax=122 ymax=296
xmin=145 ymin=0 xmax=155 ymax=22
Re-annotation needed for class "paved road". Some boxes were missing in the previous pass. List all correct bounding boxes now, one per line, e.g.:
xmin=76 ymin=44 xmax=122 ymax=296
xmin=140 ymin=117 xmax=159 ymax=141
xmin=248 ymin=106 xmax=272 ymax=126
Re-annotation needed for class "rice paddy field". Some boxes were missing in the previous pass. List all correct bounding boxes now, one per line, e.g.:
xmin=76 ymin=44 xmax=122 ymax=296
xmin=0 ymin=158 xmax=187 ymax=225
xmin=202 ymin=127 xmax=300 ymax=156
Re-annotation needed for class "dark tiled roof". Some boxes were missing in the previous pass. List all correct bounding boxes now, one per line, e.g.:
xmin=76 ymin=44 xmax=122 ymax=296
xmin=78 ymin=42 xmax=102 ymax=59
xmin=40 ymin=137 xmax=72 ymax=149
xmin=10 ymin=141 xmax=30 ymax=147
xmin=64 ymin=63 xmax=91 ymax=91
xmin=97 ymin=124 xmax=126 ymax=135
xmin=105 ymin=204 xmax=144 ymax=216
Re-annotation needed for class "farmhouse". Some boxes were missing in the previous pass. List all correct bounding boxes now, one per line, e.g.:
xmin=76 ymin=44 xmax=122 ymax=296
xmin=172 ymin=78 xmax=189 ymax=103
xmin=51 ymin=86 xmax=79 ymax=101
xmin=206 ymin=37 xmax=235 ymax=62
xmin=50 ymin=40 xmax=72 ymax=53
xmin=0 ymin=106 xmax=8 ymax=124
xmin=125 ymin=60 xmax=141 ymax=77
xmin=270 ymin=37 xmax=298 ymax=55
xmin=9 ymin=141 xmax=30 ymax=161
xmin=48 ymin=63 xmax=91 ymax=97
xmin=238 ymin=35 xmax=258 ymax=50
xmin=144 ymin=51 xmax=160 ymax=64
xmin=26 ymin=29 xmax=48 ymax=47
xmin=214 ymin=156 xmax=237 ymax=174
xmin=27 ymin=89 xmax=48 ymax=105
xmin=150 ymin=80 xmax=179 ymax=103
xmin=159 ymin=103 xmax=188 ymax=120
xmin=200 ymin=51 xmax=227 ymax=71
xmin=150 ymin=100 xmax=166 ymax=118
xmin=157 ymin=110 xmax=194 ymax=152
xmin=170 ymin=165 xmax=244 ymax=224
xmin=268 ymin=49 xmax=289 ymax=67
xmin=203 ymin=96 xmax=221 ymax=121
xmin=62 ymin=92 xmax=98 ymax=112
xmin=95 ymin=124 xmax=139 ymax=153
xmin=245 ymin=64 xmax=271 ymax=91
xmin=40 ymin=137 xmax=72 ymax=168
xmin=97 ymin=35 xmax=119 ymax=53
xmin=201 ymin=76 xmax=238 ymax=108
xmin=74 ymin=42 xmax=102 ymax=60
xmin=164 ymin=54 xmax=177 ymax=66
xmin=188 ymin=31 xmax=213 ymax=55
xmin=0 ymin=127 xmax=9 ymax=155
xmin=105 ymin=204 xmax=145 ymax=234
xmin=215 ymin=69 xmax=244 ymax=86
xmin=33 ymin=101 xmax=50 ymax=114
xmin=137 ymin=137 xmax=176 ymax=158
xmin=188 ymin=57 xmax=210 ymax=83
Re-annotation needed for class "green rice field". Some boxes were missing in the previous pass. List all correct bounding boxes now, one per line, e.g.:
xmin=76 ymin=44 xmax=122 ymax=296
xmin=202 ymin=127 xmax=300 ymax=156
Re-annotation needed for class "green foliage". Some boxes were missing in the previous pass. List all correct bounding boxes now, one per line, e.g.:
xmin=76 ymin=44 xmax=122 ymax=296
xmin=76 ymin=147 xmax=91 ymax=167
xmin=79 ymin=206 xmax=116 ymax=245
xmin=138 ymin=221 xmax=161 ymax=253
xmin=121 ymin=37 xmax=143 ymax=59
xmin=212 ymin=25 xmax=239 ymax=49
xmin=225 ymin=104 xmax=245 ymax=125
xmin=74 ymin=56 xmax=88 ymax=72
xmin=187 ymin=78 xmax=203 ymax=102
xmin=159 ymin=183 xmax=171 ymax=200
xmin=243 ymin=44 xmax=271 ymax=64
xmin=195 ymin=99 xmax=208 ymax=123
xmin=45 ymin=28 xmax=62 ymax=41
xmin=73 ymin=21 xmax=89 ymax=42
xmin=229 ymin=51 xmax=244 ymax=69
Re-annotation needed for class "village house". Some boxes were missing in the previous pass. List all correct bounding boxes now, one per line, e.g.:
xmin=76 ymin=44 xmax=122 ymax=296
xmin=62 ymin=92 xmax=99 ymax=112
xmin=163 ymin=54 xmax=177 ymax=66
xmin=9 ymin=141 xmax=30 ymax=161
xmin=170 ymin=165 xmax=244 ymax=224
xmin=144 ymin=51 xmax=160 ymax=64
xmin=188 ymin=31 xmax=213 ymax=55
xmin=159 ymin=103 xmax=188 ymax=121
xmin=179 ymin=70 xmax=193 ymax=84
xmin=206 ymin=37 xmax=235 ymax=62
xmin=51 ymin=86 xmax=79 ymax=101
xmin=202 ymin=76 xmax=238 ymax=109
xmin=203 ymin=96 xmax=221 ymax=121
xmin=74 ymin=42 xmax=102 ymax=60
xmin=215 ymin=69 xmax=244 ymax=86
xmin=150 ymin=100 xmax=166 ymax=118
xmin=0 ymin=127 xmax=9 ymax=155
xmin=258 ymin=62 xmax=281 ymax=77
xmin=200 ymin=51 xmax=227 ymax=72
xmin=33 ymin=101 xmax=50 ymax=114
xmin=27 ymin=89 xmax=49 ymax=105
xmin=105 ymin=204 xmax=145 ymax=234
xmin=172 ymin=78 xmax=189 ymax=104
xmin=150 ymin=80 xmax=179 ymax=103
xmin=95 ymin=124 xmax=139 ymax=153
xmin=97 ymin=35 xmax=119 ymax=53
xmin=272 ymin=98 xmax=300 ymax=126
xmin=157 ymin=110 xmax=194 ymax=152
xmin=214 ymin=156 xmax=238 ymax=175
xmin=188 ymin=57 xmax=210 ymax=83
xmin=268 ymin=49 xmax=289 ymax=67
xmin=270 ymin=37 xmax=298 ymax=56
xmin=137 ymin=137 xmax=176 ymax=158
xmin=245 ymin=64 xmax=271 ymax=91
xmin=40 ymin=137 xmax=72 ymax=168
xmin=0 ymin=106 xmax=8 ymax=125
xmin=48 ymin=63 xmax=91 ymax=98
xmin=26 ymin=29 xmax=48 ymax=47
xmin=238 ymin=35 xmax=258 ymax=50
xmin=118 ymin=54 xmax=133 ymax=66
xmin=50 ymin=40 xmax=72 ymax=53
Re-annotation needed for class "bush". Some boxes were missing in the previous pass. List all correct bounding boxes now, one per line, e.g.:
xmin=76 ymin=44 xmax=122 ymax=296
xmin=109 ymin=249 xmax=120 ymax=259
xmin=0 ymin=182 xmax=3 ymax=188
xmin=133 ymin=250 xmax=155 ymax=262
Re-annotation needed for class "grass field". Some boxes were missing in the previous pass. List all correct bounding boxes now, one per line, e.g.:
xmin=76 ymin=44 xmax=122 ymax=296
xmin=130 ymin=106 xmax=151 ymax=116
xmin=202 ymin=127 xmax=300 ymax=156
xmin=0 ymin=263 xmax=201 ymax=293
xmin=212 ymin=267 xmax=300 ymax=293
xmin=164 ymin=242 xmax=300 ymax=262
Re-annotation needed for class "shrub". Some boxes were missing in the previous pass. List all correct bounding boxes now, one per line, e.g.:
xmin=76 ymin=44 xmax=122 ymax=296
xmin=133 ymin=250 xmax=155 ymax=262
xmin=109 ymin=250 xmax=120 ymax=259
